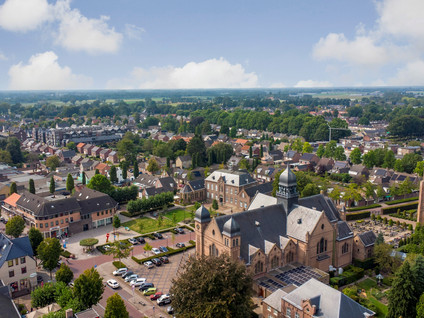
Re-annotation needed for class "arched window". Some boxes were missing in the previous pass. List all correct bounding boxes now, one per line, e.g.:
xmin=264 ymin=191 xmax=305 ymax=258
xmin=286 ymin=251 xmax=294 ymax=263
xmin=255 ymin=261 xmax=264 ymax=274
xmin=209 ymin=244 xmax=219 ymax=256
xmin=342 ymin=243 xmax=349 ymax=254
xmin=317 ymin=237 xmax=327 ymax=254
xmin=271 ymin=256 xmax=279 ymax=269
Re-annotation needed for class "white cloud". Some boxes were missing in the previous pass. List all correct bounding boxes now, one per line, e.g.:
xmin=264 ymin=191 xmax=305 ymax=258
xmin=8 ymin=51 xmax=92 ymax=90
xmin=125 ymin=24 xmax=145 ymax=40
xmin=54 ymin=0 xmax=122 ymax=54
xmin=388 ymin=60 xmax=424 ymax=86
xmin=0 ymin=52 xmax=7 ymax=61
xmin=294 ymin=80 xmax=333 ymax=88
xmin=313 ymin=33 xmax=389 ymax=66
xmin=107 ymin=58 xmax=259 ymax=89
xmin=0 ymin=0 xmax=52 ymax=32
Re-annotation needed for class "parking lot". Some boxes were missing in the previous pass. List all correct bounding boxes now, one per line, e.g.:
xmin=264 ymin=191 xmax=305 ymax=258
xmin=97 ymin=247 xmax=195 ymax=317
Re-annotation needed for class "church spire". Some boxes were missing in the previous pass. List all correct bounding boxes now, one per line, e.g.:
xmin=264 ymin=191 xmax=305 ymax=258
xmin=277 ymin=165 xmax=298 ymax=213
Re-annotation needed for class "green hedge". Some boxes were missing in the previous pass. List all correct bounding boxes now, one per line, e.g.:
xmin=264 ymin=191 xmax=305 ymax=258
xmin=348 ymin=204 xmax=381 ymax=212
xmin=382 ymin=202 xmax=418 ymax=215
xmin=112 ymin=261 xmax=126 ymax=269
xmin=331 ymin=266 xmax=365 ymax=287
xmin=353 ymin=258 xmax=376 ymax=270
xmin=120 ymin=204 xmax=175 ymax=218
xmin=61 ymin=250 xmax=71 ymax=258
xmin=120 ymin=211 xmax=132 ymax=217
xmin=346 ymin=211 xmax=371 ymax=221
xmin=132 ymin=243 xmax=196 ymax=264
xmin=385 ymin=197 xmax=418 ymax=205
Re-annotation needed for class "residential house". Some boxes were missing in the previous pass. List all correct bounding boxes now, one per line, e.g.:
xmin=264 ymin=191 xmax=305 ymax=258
xmin=315 ymin=158 xmax=334 ymax=174
xmin=94 ymin=163 xmax=111 ymax=176
xmin=349 ymin=164 xmax=370 ymax=180
xmin=299 ymin=153 xmax=319 ymax=167
xmin=179 ymin=179 xmax=206 ymax=204
xmin=107 ymin=151 xmax=119 ymax=163
xmin=99 ymin=149 xmax=112 ymax=161
xmin=369 ymin=168 xmax=393 ymax=185
xmin=253 ymin=165 xmax=278 ymax=183
xmin=76 ymin=143 xmax=86 ymax=153
xmin=0 ymin=233 xmax=37 ymax=297
xmin=284 ymin=150 xmax=301 ymax=164
xmin=175 ymin=155 xmax=192 ymax=169
xmin=57 ymin=149 xmax=76 ymax=163
xmin=353 ymin=231 xmax=376 ymax=261
xmin=330 ymin=161 xmax=350 ymax=174
xmin=90 ymin=146 xmax=102 ymax=158
xmin=237 ymin=182 xmax=273 ymax=211
xmin=82 ymin=144 xmax=95 ymax=156
xmin=72 ymin=155 xmax=83 ymax=166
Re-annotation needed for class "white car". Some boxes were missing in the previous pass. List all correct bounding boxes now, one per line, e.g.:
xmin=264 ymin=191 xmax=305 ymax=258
xmin=107 ymin=279 xmax=120 ymax=289
xmin=129 ymin=278 xmax=146 ymax=287
xmin=112 ymin=268 xmax=128 ymax=276
xmin=152 ymin=248 xmax=161 ymax=255
xmin=144 ymin=261 xmax=154 ymax=269
xmin=125 ymin=274 xmax=138 ymax=282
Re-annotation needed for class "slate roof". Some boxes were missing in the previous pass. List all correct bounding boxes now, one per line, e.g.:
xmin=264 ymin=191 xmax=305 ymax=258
xmin=286 ymin=205 xmax=322 ymax=242
xmin=299 ymin=194 xmax=341 ymax=223
xmin=144 ymin=187 xmax=168 ymax=197
xmin=300 ymin=153 xmax=316 ymax=161
xmin=75 ymin=187 xmax=117 ymax=215
xmin=244 ymin=182 xmax=273 ymax=198
xmin=182 ymin=179 xmax=205 ymax=193
xmin=285 ymin=150 xmax=298 ymax=159
xmin=206 ymin=169 xmax=256 ymax=187
xmin=0 ymin=233 xmax=34 ymax=268
xmin=336 ymin=221 xmax=354 ymax=241
xmin=177 ymin=155 xmax=192 ymax=162
xmin=263 ymin=288 xmax=288 ymax=312
xmin=358 ymin=231 xmax=377 ymax=247
xmin=248 ymin=192 xmax=277 ymax=210
xmin=214 ymin=204 xmax=287 ymax=263
xmin=282 ymin=278 xmax=374 ymax=318
xmin=0 ymin=292 xmax=20 ymax=318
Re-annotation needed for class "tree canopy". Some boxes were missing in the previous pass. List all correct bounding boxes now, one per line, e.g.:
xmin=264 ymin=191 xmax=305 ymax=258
xmin=104 ymin=293 xmax=129 ymax=318
xmin=73 ymin=267 xmax=104 ymax=309
xmin=87 ymin=174 xmax=113 ymax=194
xmin=37 ymin=238 xmax=62 ymax=278
xmin=5 ymin=215 xmax=25 ymax=238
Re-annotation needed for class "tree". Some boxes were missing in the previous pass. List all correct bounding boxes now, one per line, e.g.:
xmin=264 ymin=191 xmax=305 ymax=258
xmin=186 ymin=135 xmax=207 ymax=166
xmin=29 ymin=178 xmax=35 ymax=194
xmin=50 ymin=176 xmax=55 ymax=195
xmin=301 ymin=183 xmax=320 ymax=198
xmin=46 ymin=155 xmax=60 ymax=171
xmin=415 ymin=161 xmax=424 ymax=177
xmin=6 ymin=137 xmax=23 ymax=163
xmin=157 ymin=214 xmax=163 ymax=227
xmin=302 ymin=142 xmax=313 ymax=154
xmin=374 ymin=242 xmax=394 ymax=273
xmin=350 ymin=148 xmax=362 ymax=164
xmin=56 ymin=263 xmax=74 ymax=285
xmin=82 ymin=172 xmax=86 ymax=185
xmin=95 ymin=169 xmax=100 ymax=175
xmin=37 ymin=238 xmax=62 ymax=278
xmin=413 ymin=255 xmax=424 ymax=299
xmin=73 ymin=267 xmax=104 ymax=309
xmin=66 ymin=141 xmax=77 ymax=151
xmin=109 ymin=165 xmax=118 ymax=183
xmin=31 ymin=283 xmax=56 ymax=308
xmin=0 ymin=149 xmax=12 ymax=164
xmin=316 ymin=144 xmax=325 ymax=158
xmin=120 ymin=161 xmax=129 ymax=180
xmin=87 ymin=174 xmax=112 ymax=194
xmin=229 ymin=126 xmax=237 ymax=138
xmin=133 ymin=160 xmax=139 ymax=178
xmin=212 ymin=199 xmax=219 ymax=210
xmin=113 ymin=215 xmax=121 ymax=230
xmin=387 ymin=261 xmax=417 ymax=318
xmin=171 ymin=254 xmax=254 ymax=317
xmin=104 ymin=293 xmax=129 ymax=318
xmin=28 ymin=227 xmax=43 ymax=256
xmin=66 ymin=174 xmax=74 ymax=192
xmin=9 ymin=182 xmax=17 ymax=195
xmin=116 ymin=138 xmax=136 ymax=162
xmin=147 ymin=158 xmax=160 ymax=173
xmin=105 ymin=241 xmax=132 ymax=262
xmin=417 ymin=294 xmax=424 ymax=318
xmin=5 ymin=215 xmax=25 ymax=238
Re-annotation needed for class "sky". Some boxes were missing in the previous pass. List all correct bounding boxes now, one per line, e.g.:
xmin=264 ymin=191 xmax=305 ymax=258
xmin=0 ymin=0 xmax=423 ymax=90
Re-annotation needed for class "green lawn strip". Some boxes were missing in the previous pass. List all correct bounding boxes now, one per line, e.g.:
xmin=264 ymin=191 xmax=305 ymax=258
xmin=164 ymin=208 xmax=191 ymax=223
xmin=122 ymin=217 xmax=175 ymax=234
xmin=367 ymin=295 xmax=388 ymax=317
xmin=357 ymin=278 xmax=377 ymax=290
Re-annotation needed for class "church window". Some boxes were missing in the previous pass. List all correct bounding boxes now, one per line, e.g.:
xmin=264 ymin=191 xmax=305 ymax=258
xmin=321 ymin=224 xmax=324 ymax=230
xmin=271 ymin=256 xmax=279 ymax=269
xmin=342 ymin=243 xmax=349 ymax=254
xmin=236 ymin=238 xmax=239 ymax=246
xmin=286 ymin=251 xmax=294 ymax=263
xmin=254 ymin=261 xmax=264 ymax=274
xmin=209 ymin=244 xmax=219 ymax=256
xmin=286 ymin=308 xmax=291 ymax=317
xmin=317 ymin=238 xmax=327 ymax=254
xmin=212 ymin=230 xmax=215 ymax=236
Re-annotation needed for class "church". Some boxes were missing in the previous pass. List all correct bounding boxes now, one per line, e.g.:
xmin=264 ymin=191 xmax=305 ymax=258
xmin=194 ymin=166 xmax=354 ymax=274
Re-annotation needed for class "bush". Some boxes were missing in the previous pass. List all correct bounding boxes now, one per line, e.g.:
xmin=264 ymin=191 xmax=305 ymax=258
xmin=382 ymin=202 xmax=418 ymax=215
xmin=112 ymin=261 xmax=126 ymax=269
xmin=120 ymin=211 xmax=132 ymax=217
xmin=346 ymin=211 xmax=371 ymax=221
xmin=132 ymin=243 xmax=196 ymax=264
xmin=348 ymin=204 xmax=381 ymax=212
xmin=385 ymin=196 xmax=418 ymax=205
xmin=61 ymin=250 xmax=71 ymax=258
xmin=353 ymin=258 xmax=376 ymax=270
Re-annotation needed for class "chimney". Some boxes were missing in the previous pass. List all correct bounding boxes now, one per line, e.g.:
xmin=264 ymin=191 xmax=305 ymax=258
xmin=65 ymin=309 xmax=73 ymax=318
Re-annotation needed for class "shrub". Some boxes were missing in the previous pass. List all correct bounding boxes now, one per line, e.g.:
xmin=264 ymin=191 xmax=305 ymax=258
xmin=353 ymin=258 xmax=376 ymax=270
xmin=61 ymin=250 xmax=71 ymax=258
xmin=385 ymin=196 xmax=418 ymax=205
xmin=112 ymin=261 xmax=126 ymax=269
xmin=132 ymin=243 xmax=196 ymax=264
xmin=120 ymin=211 xmax=132 ymax=217
xmin=348 ymin=204 xmax=381 ymax=212
xmin=382 ymin=202 xmax=418 ymax=215
xmin=346 ymin=211 xmax=371 ymax=221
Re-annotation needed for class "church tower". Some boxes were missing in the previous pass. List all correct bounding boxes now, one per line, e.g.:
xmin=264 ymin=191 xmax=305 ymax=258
xmin=418 ymin=180 xmax=424 ymax=225
xmin=276 ymin=165 xmax=299 ymax=214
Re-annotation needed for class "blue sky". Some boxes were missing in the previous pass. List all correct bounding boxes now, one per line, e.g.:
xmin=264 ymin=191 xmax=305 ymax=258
xmin=0 ymin=0 xmax=423 ymax=90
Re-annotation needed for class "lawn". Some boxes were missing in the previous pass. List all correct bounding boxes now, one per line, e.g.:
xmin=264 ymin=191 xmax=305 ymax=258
xmin=355 ymin=278 xmax=388 ymax=317
xmin=358 ymin=278 xmax=377 ymax=290
xmin=122 ymin=217 xmax=175 ymax=234
xmin=368 ymin=295 xmax=388 ymax=317
xmin=164 ymin=208 xmax=193 ymax=223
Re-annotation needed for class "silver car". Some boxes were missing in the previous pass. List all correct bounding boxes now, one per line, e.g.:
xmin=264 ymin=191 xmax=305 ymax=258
xmin=125 ymin=274 xmax=139 ymax=282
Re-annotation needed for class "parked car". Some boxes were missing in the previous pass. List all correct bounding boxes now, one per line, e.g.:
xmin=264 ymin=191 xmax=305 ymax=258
xmin=176 ymin=242 xmax=185 ymax=248
xmin=153 ymin=232 xmax=163 ymax=239
xmin=139 ymin=282 xmax=154 ymax=291
xmin=144 ymin=261 xmax=154 ymax=269
xmin=125 ymin=274 xmax=139 ymax=282
xmin=122 ymin=271 xmax=134 ymax=278
xmin=175 ymin=227 xmax=184 ymax=234
xmin=152 ymin=248 xmax=161 ymax=255
xmin=157 ymin=295 xmax=171 ymax=306
xmin=130 ymin=278 xmax=147 ymax=287
xmin=128 ymin=238 xmax=138 ymax=245
xmin=143 ymin=287 xmax=157 ymax=296
xmin=113 ymin=268 xmax=128 ymax=276
xmin=167 ymin=306 xmax=174 ymax=314
xmin=136 ymin=237 xmax=146 ymax=244
xmin=159 ymin=246 xmax=168 ymax=253
xmin=150 ymin=292 xmax=163 ymax=300
xmin=159 ymin=256 xmax=169 ymax=264
xmin=152 ymin=258 xmax=162 ymax=266
xmin=107 ymin=279 xmax=120 ymax=289
xmin=103 ymin=245 xmax=111 ymax=251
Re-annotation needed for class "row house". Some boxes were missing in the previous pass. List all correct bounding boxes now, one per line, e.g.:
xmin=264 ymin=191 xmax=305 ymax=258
xmin=298 ymin=153 xmax=319 ymax=167
xmin=2 ymin=187 xmax=118 ymax=238
xmin=253 ymin=165 xmax=278 ymax=183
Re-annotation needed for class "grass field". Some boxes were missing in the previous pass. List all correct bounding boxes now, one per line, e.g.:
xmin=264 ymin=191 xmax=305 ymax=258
xmin=358 ymin=278 xmax=377 ymax=290
xmin=164 ymin=208 xmax=192 ymax=223
xmin=122 ymin=217 xmax=175 ymax=234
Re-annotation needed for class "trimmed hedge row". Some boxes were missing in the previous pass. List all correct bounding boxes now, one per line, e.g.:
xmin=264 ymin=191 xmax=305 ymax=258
xmin=385 ymin=197 xmax=418 ymax=205
xmin=382 ymin=202 xmax=418 ymax=215
xmin=112 ymin=261 xmax=126 ymax=269
xmin=348 ymin=204 xmax=381 ymax=212
xmin=330 ymin=266 xmax=364 ymax=287
xmin=353 ymin=258 xmax=376 ymax=270
xmin=346 ymin=211 xmax=371 ymax=221
xmin=132 ymin=243 xmax=196 ymax=264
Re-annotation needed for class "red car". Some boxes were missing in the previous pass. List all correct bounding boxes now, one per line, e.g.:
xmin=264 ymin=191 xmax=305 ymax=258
xmin=150 ymin=292 xmax=163 ymax=300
